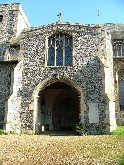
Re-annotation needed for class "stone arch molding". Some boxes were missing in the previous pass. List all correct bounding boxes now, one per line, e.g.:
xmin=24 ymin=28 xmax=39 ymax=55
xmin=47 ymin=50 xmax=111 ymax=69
xmin=33 ymin=75 xmax=84 ymax=99
xmin=32 ymin=75 xmax=86 ymax=134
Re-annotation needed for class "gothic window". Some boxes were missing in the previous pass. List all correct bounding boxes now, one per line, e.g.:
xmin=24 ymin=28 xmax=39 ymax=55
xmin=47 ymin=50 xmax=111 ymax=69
xmin=113 ymin=40 xmax=124 ymax=57
xmin=47 ymin=33 xmax=72 ymax=66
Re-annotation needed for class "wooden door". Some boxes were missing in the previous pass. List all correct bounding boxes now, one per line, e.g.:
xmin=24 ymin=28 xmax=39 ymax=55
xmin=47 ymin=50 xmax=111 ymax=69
xmin=60 ymin=97 xmax=77 ymax=130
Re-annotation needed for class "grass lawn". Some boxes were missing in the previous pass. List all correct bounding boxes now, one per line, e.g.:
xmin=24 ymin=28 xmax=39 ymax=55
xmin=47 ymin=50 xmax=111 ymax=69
xmin=0 ymin=135 xmax=124 ymax=165
xmin=111 ymin=126 xmax=124 ymax=136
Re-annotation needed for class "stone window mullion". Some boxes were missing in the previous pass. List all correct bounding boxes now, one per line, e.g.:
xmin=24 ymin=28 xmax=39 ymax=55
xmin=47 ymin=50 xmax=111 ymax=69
xmin=63 ymin=36 xmax=65 ymax=66
xmin=121 ymin=44 xmax=122 ymax=56
xmin=55 ymin=35 xmax=57 ymax=66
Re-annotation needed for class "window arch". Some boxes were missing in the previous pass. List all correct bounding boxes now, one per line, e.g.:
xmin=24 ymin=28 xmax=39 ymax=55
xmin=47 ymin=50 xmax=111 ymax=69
xmin=113 ymin=40 xmax=124 ymax=57
xmin=47 ymin=33 xmax=73 ymax=66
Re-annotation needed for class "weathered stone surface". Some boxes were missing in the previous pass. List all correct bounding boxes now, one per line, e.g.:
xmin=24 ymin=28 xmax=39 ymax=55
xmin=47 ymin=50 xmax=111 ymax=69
xmin=0 ymin=62 xmax=17 ymax=124
xmin=0 ymin=3 xmax=30 ymax=61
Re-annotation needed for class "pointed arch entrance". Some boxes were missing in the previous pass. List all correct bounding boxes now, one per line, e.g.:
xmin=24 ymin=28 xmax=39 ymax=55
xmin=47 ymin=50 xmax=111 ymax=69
xmin=33 ymin=77 xmax=85 ymax=134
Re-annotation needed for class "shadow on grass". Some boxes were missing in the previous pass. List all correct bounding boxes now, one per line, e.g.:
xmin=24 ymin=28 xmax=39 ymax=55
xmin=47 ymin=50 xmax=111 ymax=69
xmin=119 ymin=157 xmax=124 ymax=165
xmin=39 ymin=131 xmax=77 ymax=136
xmin=0 ymin=160 xmax=2 ymax=165
xmin=111 ymin=126 xmax=124 ymax=136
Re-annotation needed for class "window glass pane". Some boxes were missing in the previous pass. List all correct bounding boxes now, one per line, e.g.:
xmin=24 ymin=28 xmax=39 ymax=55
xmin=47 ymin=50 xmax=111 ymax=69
xmin=65 ymin=37 xmax=72 ymax=47
xmin=59 ymin=40 xmax=63 ymax=47
xmin=113 ymin=50 xmax=117 ymax=57
xmin=48 ymin=39 xmax=51 ymax=47
xmin=48 ymin=47 xmax=55 ymax=66
xmin=52 ymin=38 xmax=55 ymax=46
xmin=122 ymin=50 xmax=124 ymax=56
xmin=65 ymin=47 xmax=72 ymax=66
xmin=56 ymin=47 xmax=63 ymax=66
xmin=48 ymin=38 xmax=55 ymax=47
xmin=117 ymin=45 xmax=121 ymax=56
xmin=65 ymin=37 xmax=69 ymax=46
xmin=68 ymin=37 xmax=72 ymax=46
xmin=56 ymin=40 xmax=63 ymax=47
xmin=122 ymin=45 xmax=124 ymax=56
xmin=56 ymin=40 xmax=59 ymax=47
xmin=113 ymin=45 xmax=117 ymax=56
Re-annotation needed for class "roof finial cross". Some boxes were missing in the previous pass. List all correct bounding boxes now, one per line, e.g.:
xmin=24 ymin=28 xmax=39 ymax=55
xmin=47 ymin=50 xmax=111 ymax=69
xmin=57 ymin=13 xmax=62 ymax=22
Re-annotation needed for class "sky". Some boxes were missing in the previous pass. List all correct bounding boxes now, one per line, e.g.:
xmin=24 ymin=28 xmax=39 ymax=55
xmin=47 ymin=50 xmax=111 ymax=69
xmin=0 ymin=0 xmax=124 ymax=27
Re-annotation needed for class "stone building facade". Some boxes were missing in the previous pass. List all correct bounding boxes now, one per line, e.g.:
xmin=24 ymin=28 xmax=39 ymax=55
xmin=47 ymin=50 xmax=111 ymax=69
xmin=0 ymin=3 xmax=124 ymax=134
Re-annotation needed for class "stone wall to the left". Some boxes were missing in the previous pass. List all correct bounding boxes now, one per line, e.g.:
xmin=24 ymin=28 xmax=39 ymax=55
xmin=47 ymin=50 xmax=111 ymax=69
xmin=0 ymin=62 xmax=17 ymax=128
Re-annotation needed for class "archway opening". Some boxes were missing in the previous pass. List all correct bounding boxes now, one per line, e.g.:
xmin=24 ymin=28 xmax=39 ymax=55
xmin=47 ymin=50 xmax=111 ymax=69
xmin=37 ymin=81 xmax=80 ymax=132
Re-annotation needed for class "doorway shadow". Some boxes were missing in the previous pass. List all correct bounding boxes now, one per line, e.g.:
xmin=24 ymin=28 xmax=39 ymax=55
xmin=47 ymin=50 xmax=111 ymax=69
xmin=39 ymin=130 xmax=77 ymax=136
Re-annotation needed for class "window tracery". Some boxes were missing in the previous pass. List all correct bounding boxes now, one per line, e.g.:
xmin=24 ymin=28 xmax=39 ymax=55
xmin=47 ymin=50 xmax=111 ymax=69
xmin=47 ymin=33 xmax=72 ymax=66
xmin=113 ymin=40 xmax=124 ymax=57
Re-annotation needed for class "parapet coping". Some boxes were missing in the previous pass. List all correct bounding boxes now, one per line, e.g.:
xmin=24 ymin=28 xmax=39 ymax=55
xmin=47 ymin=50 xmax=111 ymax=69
xmin=21 ymin=22 xmax=101 ymax=34
xmin=0 ymin=3 xmax=20 ymax=6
